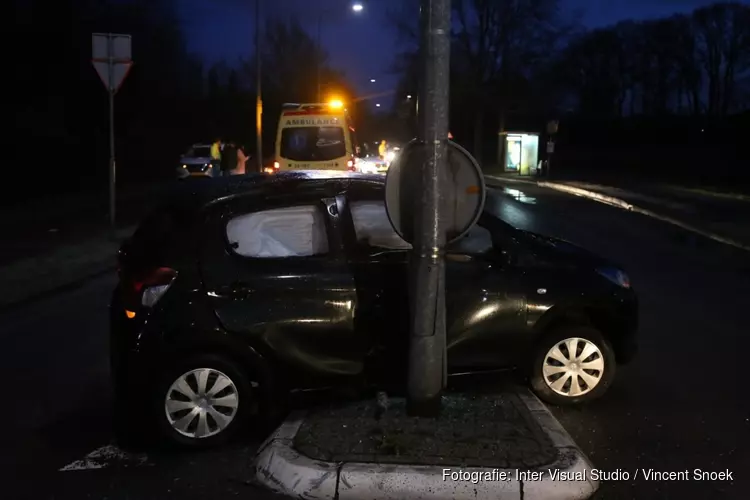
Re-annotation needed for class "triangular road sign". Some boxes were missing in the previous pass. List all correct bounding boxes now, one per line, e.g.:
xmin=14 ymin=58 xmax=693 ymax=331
xmin=93 ymin=61 xmax=132 ymax=93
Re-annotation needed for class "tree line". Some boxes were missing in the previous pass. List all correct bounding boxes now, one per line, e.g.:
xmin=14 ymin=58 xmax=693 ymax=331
xmin=390 ymin=0 xmax=749 ymax=160
xmin=10 ymin=0 xmax=750 ymax=204
xmin=11 ymin=0 xmax=373 ymax=204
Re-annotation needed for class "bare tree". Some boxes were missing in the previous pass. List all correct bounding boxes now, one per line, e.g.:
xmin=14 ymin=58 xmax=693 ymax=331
xmin=452 ymin=0 xmax=571 ymax=155
xmin=693 ymin=2 xmax=750 ymax=115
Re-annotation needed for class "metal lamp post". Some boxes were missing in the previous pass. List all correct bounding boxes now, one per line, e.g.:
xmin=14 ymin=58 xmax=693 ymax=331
xmin=255 ymin=0 xmax=263 ymax=172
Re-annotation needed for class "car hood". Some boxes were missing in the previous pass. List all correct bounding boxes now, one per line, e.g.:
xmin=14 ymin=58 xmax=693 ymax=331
xmin=518 ymin=230 xmax=616 ymax=269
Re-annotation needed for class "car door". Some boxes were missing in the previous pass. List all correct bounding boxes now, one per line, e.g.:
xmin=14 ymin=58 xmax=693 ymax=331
xmin=337 ymin=190 xmax=411 ymax=385
xmin=445 ymin=223 xmax=528 ymax=370
xmin=198 ymin=191 xmax=364 ymax=386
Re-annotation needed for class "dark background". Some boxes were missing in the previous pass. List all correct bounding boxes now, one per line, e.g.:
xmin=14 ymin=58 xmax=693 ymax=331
xmin=10 ymin=0 xmax=750 ymax=208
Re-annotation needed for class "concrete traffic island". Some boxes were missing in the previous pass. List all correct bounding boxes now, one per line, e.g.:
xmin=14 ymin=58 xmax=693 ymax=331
xmin=253 ymin=389 xmax=599 ymax=499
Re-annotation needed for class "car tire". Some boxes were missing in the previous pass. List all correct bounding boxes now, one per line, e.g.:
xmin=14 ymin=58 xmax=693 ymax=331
xmin=529 ymin=326 xmax=616 ymax=406
xmin=152 ymin=354 xmax=255 ymax=449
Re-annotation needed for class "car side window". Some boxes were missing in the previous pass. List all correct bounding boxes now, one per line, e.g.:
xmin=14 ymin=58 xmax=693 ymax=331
xmin=350 ymin=201 xmax=412 ymax=250
xmin=226 ymin=205 xmax=329 ymax=258
xmin=449 ymin=225 xmax=494 ymax=255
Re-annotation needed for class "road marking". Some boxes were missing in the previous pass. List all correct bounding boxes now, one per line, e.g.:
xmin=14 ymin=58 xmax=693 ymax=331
xmin=59 ymin=444 xmax=149 ymax=471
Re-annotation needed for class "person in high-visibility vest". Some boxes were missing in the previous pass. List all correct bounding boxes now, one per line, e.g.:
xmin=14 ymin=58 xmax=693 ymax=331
xmin=378 ymin=140 xmax=387 ymax=159
xmin=210 ymin=138 xmax=222 ymax=162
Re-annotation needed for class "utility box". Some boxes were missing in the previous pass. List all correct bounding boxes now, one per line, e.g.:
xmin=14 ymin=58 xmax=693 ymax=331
xmin=498 ymin=131 xmax=539 ymax=176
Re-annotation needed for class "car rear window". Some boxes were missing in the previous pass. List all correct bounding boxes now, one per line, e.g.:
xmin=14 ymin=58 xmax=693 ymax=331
xmin=280 ymin=126 xmax=346 ymax=161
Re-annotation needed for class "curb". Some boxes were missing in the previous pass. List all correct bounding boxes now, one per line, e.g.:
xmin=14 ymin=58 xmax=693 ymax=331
xmin=486 ymin=176 xmax=750 ymax=253
xmin=0 ymin=226 xmax=134 ymax=312
xmin=0 ymin=262 xmax=116 ymax=314
xmin=666 ymin=185 xmax=750 ymax=202
xmin=253 ymin=390 xmax=599 ymax=500
xmin=485 ymin=175 xmax=537 ymax=186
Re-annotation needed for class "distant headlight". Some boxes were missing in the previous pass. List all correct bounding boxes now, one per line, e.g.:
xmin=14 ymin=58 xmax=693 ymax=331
xmin=596 ymin=268 xmax=631 ymax=288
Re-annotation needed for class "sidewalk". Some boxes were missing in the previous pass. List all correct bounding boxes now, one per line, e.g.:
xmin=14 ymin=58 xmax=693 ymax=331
xmin=254 ymin=389 xmax=598 ymax=500
xmin=0 ymin=226 xmax=134 ymax=310
xmin=486 ymin=173 xmax=750 ymax=252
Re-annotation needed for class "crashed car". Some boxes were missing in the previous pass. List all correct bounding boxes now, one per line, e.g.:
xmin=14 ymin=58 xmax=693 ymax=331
xmin=111 ymin=171 xmax=637 ymax=447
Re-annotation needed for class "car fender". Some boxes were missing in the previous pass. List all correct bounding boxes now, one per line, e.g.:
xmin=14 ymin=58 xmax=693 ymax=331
xmin=161 ymin=327 xmax=281 ymax=396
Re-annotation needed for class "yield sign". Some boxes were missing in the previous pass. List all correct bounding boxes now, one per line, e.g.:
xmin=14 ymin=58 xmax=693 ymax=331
xmin=92 ymin=33 xmax=132 ymax=93
xmin=93 ymin=61 xmax=132 ymax=93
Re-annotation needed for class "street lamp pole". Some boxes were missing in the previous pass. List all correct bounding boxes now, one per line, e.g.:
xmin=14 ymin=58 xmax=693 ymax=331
xmin=255 ymin=0 xmax=263 ymax=172
xmin=407 ymin=0 xmax=451 ymax=417
xmin=317 ymin=12 xmax=323 ymax=102
xmin=316 ymin=2 xmax=364 ymax=103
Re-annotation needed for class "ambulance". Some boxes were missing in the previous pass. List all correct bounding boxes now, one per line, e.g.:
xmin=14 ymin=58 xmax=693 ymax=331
xmin=270 ymin=101 xmax=358 ymax=173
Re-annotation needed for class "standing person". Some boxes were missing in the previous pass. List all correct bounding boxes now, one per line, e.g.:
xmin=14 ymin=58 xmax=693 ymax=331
xmin=378 ymin=140 xmax=387 ymax=159
xmin=220 ymin=141 xmax=236 ymax=177
xmin=235 ymin=145 xmax=248 ymax=175
xmin=210 ymin=137 xmax=222 ymax=175
xmin=211 ymin=138 xmax=222 ymax=162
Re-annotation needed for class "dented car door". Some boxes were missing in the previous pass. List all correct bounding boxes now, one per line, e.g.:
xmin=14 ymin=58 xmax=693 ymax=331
xmin=198 ymin=192 xmax=365 ymax=386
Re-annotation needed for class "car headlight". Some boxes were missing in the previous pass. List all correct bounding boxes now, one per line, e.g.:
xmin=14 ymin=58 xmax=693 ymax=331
xmin=385 ymin=151 xmax=396 ymax=162
xmin=596 ymin=268 xmax=631 ymax=288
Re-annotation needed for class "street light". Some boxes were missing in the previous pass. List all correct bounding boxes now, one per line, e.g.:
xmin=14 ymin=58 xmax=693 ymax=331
xmin=370 ymin=78 xmax=376 ymax=83
xmin=317 ymin=2 xmax=364 ymax=102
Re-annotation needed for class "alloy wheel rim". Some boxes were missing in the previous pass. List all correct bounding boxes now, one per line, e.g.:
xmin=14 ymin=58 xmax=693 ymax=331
xmin=164 ymin=368 xmax=239 ymax=439
xmin=542 ymin=337 xmax=604 ymax=397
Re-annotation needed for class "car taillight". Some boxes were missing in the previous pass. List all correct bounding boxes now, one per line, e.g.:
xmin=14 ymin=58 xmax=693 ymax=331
xmin=273 ymin=161 xmax=280 ymax=170
xmin=122 ymin=267 xmax=177 ymax=310
xmin=347 ymin=158 xmax=355 ymax=171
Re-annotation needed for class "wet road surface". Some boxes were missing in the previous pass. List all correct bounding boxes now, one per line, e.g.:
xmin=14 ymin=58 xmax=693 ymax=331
xmin=1 ymin=183 xmax=748 ymax=499
xmin=488 ymin=183 xmax=749 ymax=499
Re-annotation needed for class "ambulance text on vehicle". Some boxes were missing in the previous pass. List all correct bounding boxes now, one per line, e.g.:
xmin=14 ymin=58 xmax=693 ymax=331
xmin=271 ymin=102 xmax=357 ymax=173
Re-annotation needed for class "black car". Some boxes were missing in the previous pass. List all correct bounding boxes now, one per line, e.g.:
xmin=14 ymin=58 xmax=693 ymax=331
xmin=111 ymin=171 xmax=637 ymax=448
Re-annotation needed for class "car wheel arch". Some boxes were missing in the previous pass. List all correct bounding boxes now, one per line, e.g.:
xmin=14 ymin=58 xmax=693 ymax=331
xmin=165 ymin=338 xmax=278 ymax=396
xmin=533 ymin=305 xmax=627 ymax=362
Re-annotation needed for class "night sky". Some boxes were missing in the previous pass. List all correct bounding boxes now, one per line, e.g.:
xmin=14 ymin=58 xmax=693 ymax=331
xmin=179 ymin=0 xmax=738 ymax=108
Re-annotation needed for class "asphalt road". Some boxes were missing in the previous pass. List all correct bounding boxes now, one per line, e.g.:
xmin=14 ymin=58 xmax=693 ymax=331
xmin=1 ymin=183 xmax=748 ymax=499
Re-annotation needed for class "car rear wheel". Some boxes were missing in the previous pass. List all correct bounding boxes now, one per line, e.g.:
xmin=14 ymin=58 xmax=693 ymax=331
xmin=529 ymin=327 xmax=615 ymax=406
xmin=153 ymin=355 xmax=254 ymax=448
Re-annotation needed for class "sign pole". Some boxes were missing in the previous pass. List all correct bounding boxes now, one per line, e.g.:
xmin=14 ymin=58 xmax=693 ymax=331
xmin=407 ymin=0 xmax=451 ymax=418
xmin=93 ymin=33 xmax=131 ymax=232
xmin=108 ymin=36 xmax=117 ymax=230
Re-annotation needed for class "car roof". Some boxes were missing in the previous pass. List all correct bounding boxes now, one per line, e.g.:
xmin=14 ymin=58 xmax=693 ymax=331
xmin=160 ymin=171 xmax=386 ymax=214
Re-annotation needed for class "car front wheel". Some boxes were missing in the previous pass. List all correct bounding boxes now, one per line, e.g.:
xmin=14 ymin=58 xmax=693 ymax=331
xmin=529 ymin=327 xmax=616 ymax=405
xmin=153 ymin=355 xmax=254 ymax=448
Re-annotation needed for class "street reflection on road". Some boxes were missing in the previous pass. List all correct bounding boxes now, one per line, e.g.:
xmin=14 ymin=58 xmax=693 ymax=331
xmin=502 ymin=187 xmax=537 ymax=204
xmin=485 ymin=190 xmax=533 ymax=229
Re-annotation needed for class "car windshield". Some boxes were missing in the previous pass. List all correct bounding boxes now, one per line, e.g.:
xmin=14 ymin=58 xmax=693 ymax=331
xmin=186 ymin=146 xmax=211 ymax=158
xmin=280 ymin=126 xmax=346 ymax=161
